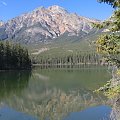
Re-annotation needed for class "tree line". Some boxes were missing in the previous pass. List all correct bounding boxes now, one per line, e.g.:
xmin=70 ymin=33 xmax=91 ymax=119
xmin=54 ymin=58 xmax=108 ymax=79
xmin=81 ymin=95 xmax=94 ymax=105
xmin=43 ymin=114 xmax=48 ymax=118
xmin=32 ymin=52 xmax=102 ymax=67
xmin=0 ymin=41 xmax=31 ymax=70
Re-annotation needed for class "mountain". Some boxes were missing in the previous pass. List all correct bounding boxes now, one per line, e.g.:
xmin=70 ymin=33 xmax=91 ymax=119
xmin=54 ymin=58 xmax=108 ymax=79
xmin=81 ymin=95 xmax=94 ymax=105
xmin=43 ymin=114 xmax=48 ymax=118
xmin=0 ymin=5 xmax=100 ymax=44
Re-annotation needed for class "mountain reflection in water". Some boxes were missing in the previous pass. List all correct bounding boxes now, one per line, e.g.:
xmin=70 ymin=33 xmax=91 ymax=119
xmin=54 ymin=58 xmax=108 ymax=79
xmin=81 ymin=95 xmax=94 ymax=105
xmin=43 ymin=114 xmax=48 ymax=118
xmin=0 ymin=67 xmax=112 ymax=120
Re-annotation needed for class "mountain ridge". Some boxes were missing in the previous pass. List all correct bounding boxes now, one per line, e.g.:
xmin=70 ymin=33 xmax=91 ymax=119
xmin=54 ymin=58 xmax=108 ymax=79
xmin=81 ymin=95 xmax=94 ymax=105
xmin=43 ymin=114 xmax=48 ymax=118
xmin=0 ymin=5 xmax=100 ymax=44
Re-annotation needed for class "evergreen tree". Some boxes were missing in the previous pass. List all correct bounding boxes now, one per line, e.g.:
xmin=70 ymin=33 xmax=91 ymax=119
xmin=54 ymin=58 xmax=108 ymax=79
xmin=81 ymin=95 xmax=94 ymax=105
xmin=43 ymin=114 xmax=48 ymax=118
xmin=95 ymin=0 xmax=120 ymax=97
xmin=0 ymin=41 xmax=31 ymax=70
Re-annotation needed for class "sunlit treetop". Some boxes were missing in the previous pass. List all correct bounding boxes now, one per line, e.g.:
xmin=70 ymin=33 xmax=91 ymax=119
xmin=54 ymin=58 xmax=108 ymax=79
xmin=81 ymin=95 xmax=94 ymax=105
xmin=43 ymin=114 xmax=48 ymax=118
xmin=93 ymin=0 xmax=120 ymax=31
xmin=98 ymin=0 xmax=120 ymax=7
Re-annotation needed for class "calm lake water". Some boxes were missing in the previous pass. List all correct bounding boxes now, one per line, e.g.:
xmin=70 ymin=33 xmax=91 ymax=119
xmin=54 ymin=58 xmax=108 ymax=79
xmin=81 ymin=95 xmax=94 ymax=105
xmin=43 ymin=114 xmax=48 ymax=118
xmin=0 ymin=66 xmax=112 ymax=120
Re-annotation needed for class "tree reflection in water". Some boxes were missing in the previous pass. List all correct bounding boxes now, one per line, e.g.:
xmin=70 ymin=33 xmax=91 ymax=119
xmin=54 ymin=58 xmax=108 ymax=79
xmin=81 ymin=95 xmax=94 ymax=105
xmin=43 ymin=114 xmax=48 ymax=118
xmin=0 ymin=71 xmax=31 ymax=100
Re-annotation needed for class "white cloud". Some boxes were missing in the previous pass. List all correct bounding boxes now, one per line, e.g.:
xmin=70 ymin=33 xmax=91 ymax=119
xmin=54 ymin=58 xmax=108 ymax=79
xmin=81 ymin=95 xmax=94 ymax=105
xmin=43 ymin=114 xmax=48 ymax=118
xmin=0 ymin=1 xmax=7 ymax=6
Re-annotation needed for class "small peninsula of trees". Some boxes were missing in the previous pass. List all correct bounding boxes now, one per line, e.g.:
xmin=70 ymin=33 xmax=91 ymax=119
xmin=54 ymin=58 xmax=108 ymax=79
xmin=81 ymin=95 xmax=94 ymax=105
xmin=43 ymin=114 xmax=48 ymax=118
xmin=0 ymin=41 xmax=31 ymax=70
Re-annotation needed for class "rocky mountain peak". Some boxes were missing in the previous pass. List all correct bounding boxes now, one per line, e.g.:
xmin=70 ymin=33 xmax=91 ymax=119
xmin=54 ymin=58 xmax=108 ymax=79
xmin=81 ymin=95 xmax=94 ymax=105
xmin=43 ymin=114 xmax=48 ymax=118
xmin=48 ymin=5 xmax=68 ymax=14
xmin=34 ymin=6 xmax=45 ymax=11
xmin=0 ymin=5 xmax=100 ymax=44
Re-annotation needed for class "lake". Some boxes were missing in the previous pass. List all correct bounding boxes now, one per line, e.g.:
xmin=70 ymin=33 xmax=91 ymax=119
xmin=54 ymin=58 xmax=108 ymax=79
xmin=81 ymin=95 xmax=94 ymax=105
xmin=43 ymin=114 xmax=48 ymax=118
xmin=0 ymin=66 xmax=112 ymax=120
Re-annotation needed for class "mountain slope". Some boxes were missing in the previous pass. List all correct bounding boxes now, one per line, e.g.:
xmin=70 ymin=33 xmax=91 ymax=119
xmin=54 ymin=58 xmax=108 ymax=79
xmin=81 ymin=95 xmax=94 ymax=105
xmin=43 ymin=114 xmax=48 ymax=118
xmin=0 ymin=5 xmax=100 ymax=44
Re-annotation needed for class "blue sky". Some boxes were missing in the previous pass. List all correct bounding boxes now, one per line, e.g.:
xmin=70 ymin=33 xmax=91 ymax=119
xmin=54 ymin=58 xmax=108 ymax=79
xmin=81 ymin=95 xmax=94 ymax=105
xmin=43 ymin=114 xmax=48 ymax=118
xmin=0 ymin=0 xmax=114 ymax=21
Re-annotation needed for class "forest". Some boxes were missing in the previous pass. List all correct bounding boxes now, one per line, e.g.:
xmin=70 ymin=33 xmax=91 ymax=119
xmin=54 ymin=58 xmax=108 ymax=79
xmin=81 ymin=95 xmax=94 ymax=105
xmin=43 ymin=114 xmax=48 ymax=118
xmin=0 ymin=41 xmax=31 ymax=70
xmin=32 ymin=52 xmax=102 ymax=68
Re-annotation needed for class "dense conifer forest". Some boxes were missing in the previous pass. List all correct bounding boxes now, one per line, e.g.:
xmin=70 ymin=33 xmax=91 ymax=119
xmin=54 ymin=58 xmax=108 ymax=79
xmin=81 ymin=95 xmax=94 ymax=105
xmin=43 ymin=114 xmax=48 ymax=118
xmin=0 ymin=41 xmax=31 ymax=70
xmin=32 ymin=52 xmax=101 ymax=66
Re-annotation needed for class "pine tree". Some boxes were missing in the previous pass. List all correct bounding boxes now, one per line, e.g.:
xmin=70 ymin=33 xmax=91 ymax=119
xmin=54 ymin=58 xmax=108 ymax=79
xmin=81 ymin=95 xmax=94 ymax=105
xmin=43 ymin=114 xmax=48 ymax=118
xmin=94 ymin=0 xmax=120 ymax=65
xmin=0 ymin=42 xmax=4 ymax=69
xmin=95 ymin=0 xmax=120 ymax=98
xmin=0 ymin=41 xmax=31 ymax=70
